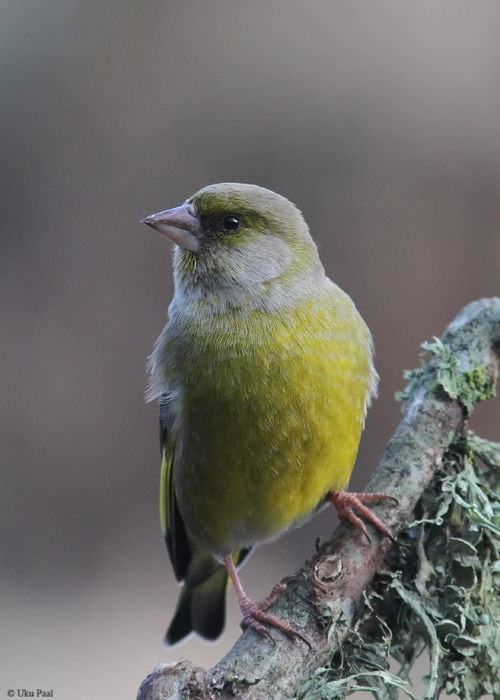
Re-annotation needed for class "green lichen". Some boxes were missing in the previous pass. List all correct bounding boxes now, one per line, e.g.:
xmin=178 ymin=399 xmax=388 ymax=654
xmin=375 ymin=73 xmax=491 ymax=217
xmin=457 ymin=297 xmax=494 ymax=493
xmin=394 ymin=366 xmax=425 ymax=403
xmin=387 ymin=436 xmax=500 ymax=698
xmin=298 ymin=432 xmax=500 ymax=700
xmin=396 ymin=337 xmax=496 ymax=414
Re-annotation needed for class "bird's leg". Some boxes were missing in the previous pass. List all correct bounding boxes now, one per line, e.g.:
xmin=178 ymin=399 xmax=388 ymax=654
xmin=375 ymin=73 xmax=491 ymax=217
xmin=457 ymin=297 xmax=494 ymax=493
xmin=224 ymin=556 xmax=309 ymax=644
xmin=328 ymin=491 xmax=397 ymax=545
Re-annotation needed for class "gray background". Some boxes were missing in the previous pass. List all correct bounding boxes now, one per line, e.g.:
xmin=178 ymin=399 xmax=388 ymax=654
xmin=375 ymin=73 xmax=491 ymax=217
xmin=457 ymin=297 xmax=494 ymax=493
xmin=1 ymin=2 xmax=499 ymax=697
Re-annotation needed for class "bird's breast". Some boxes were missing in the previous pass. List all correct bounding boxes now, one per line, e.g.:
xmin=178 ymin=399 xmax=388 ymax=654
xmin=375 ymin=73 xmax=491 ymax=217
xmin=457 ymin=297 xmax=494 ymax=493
xmin=166 ymin=285 xmax=374 ymax=555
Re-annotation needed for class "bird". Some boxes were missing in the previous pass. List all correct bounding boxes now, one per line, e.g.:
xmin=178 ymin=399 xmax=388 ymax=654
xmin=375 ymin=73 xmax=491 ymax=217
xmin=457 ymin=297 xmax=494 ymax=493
xmin=141 ymin=182 xmax=394 ymax=646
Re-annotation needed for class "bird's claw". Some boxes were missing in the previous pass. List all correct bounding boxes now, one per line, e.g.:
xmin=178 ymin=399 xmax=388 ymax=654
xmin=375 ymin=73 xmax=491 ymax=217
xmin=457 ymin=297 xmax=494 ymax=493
xmin=329 ymin=491 xmax=398 ymax=546
xmin=239 ymin=598 xmax=310 ymax=646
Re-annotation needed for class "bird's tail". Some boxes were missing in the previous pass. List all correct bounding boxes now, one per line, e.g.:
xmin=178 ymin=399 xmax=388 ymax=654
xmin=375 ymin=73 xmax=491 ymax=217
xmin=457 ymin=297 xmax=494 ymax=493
xmin=165 ymin=565 xmax=229 ymax=645
xmin=165 ymin=547 xmax=252 ymax=646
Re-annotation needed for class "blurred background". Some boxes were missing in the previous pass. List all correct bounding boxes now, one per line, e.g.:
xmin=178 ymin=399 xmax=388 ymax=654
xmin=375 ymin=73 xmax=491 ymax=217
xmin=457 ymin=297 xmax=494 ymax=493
xmin=1 ymin=1 xmax=499 ymax=697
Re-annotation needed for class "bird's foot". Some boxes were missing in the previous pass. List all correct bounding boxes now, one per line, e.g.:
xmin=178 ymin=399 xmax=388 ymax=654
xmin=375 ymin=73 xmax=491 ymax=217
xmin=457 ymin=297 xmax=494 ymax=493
xmin=224 ymin=555 xmax=309 ymax=644
xmin=238 ymin=592 xmax=310 ymax=646
xmin=329 ymin=491 xmax=397 ymax=545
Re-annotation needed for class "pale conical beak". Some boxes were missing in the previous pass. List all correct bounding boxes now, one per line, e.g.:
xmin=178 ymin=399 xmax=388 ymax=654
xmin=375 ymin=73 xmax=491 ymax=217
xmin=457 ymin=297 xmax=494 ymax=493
xmin=140 ymin=203 xmax=200 ymax=253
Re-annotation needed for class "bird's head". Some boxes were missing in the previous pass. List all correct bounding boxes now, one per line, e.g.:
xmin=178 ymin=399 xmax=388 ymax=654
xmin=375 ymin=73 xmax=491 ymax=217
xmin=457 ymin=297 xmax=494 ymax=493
xmin=141 ymin=183 xmax=324 ymax=310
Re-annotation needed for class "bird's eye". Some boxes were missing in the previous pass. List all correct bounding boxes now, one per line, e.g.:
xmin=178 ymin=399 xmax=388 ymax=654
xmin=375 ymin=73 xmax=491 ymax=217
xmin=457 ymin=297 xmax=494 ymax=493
xmin=221 ymin=215 xmax=241 ymax=232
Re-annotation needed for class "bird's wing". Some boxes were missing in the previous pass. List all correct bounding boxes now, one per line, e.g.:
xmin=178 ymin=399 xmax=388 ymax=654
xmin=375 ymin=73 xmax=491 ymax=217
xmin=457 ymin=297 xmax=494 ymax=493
xmin=159 ymin=393 xmax=192 ymax=582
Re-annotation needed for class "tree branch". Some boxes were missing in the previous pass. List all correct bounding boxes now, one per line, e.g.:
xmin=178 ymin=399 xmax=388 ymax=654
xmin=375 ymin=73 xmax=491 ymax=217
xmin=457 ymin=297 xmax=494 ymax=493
xmin=137 ymin=298 xmax=500 ymax=700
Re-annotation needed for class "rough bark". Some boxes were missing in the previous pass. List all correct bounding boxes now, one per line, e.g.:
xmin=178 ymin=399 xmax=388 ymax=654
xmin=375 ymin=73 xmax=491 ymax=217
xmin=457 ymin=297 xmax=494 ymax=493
xmin=137 ymin=297 xmax=500 ymax=700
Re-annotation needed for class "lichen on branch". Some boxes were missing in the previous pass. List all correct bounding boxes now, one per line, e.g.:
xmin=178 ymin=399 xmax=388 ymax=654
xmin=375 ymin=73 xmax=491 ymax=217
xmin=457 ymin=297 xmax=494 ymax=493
xmin=306 ymin=432 xmax=500 ymax=699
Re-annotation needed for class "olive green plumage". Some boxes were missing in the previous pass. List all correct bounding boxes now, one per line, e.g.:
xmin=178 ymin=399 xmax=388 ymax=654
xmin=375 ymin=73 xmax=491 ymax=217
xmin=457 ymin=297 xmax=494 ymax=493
xmin=144 ymin=183 xmax=378 ymax=645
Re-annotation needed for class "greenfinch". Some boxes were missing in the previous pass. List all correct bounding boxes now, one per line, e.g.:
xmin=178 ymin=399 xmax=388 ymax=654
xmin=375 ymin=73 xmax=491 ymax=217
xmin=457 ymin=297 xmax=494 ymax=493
xmin=141 ymin=183 xmax=393 ymax=646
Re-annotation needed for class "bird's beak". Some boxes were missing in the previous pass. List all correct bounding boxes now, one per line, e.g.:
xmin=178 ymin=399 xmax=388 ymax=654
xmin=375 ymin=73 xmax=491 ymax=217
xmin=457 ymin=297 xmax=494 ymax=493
xmin=140 ymin=203 xmax=200 ymax=253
